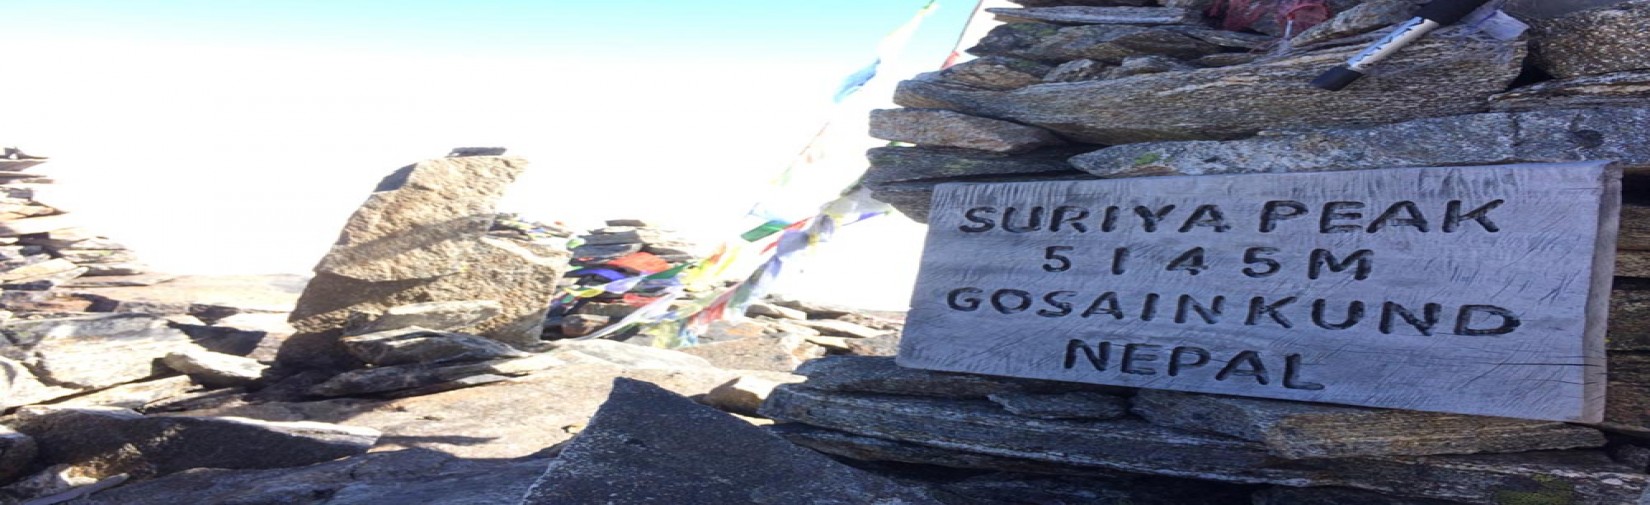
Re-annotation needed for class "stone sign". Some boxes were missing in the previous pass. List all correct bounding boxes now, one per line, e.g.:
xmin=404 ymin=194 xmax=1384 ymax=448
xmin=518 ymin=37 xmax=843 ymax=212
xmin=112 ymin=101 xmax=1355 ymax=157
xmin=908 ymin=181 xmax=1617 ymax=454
xmin=898 ymin=162 xmax=1620 ymax=422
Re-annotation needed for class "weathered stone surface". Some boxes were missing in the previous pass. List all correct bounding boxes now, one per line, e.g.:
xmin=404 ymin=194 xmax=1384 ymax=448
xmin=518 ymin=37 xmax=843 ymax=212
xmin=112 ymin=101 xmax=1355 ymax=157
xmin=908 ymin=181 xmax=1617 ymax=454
xmin=937 ymin=56 xmax=1052 ymax=91
xmin=864 ymin=145 xmax=1087 ymax=187
xmin=1613 ymin=284 xmax=1650 ymax=351
xmin=3 ymin=314 xmax=193 ymax=390
xmin=308 ymin=354 xmax=562 ymax=397
xmin=1605 ymin=352 xmax=1650 ymax=434
xmin=521 ymin=378 xmax=943 ymax=504
xmin=10 ymin=406 xmax=378 ymax=479
xmin=681 ymin=334 xmax=825 ymax=372
xmin=1531 ymin=1 xmax=1650 ymax=78
xmin=73 ymin=449 xmax=547 ymax=505
xmin=1507 ymin=0 xmax=1625 ymax=19
xmin=360 ymin=300 xmax=502 ymax=333
xmin=790 ymin=319 xmax=886 ymax=339
xmin=48 ymin=375 xmax=198 ymax=410
xmin=988 ymin=6 xmax=1202 ymax=25
xmin=1622 ymin=250 xmax=1650 ymax=278
xmin=937 ymin=472 xmax=1258 ymax=505
xmin=1102 ymin=54 xmax=1194 ymax=78
xmin=761 ymin=386 xmax=1650 ymax=504
xmin=557 ymin=313 xmax=609 ymax=337
xmin=1131 ymin=390 xmax=1605 ymax=459
xmin=903 ymin=31 xmax=1524 ymax=145
xmin=988 ymin=391 xmax=1131 ymax=419
xmin=185 ymin=363 xmax=758 ymax=458
xmin=0 ymin=426 xmax=35 ymax=483
xmin=0 ymin=355 xmax=78 ymax=409
xmin=970 ymin=22 xmax=1219 ymax=65
xmin=1253 ymin=486 xmax=1458 ymax=505
xmin=794 ymin=356 xmax=1102 ymax=398
xmin=1289 ymin=0 xmax=1422 ymax=47
xmin=1042 ymin=58 xmax=1111 ymax=82
xmin=161 ymin=348 xmax=269 ymax=387
xmin=313 ymin=156 xmax=524 ymax=282
xmin=870 ymin=109 xmax=1066 ymax=153
xmin=1493 ymin=70 xmax=1650 ymax=111
xmin=1069 ymin=108 xmax=1650 ymax=177
xmin=339 ymin=326 xmax=527 ymax=366
xmin=548 ymin=339 xmax=713 ymax=369
xmin=285 ymin=235 xmax=569 ymax=369
xmin=569 ymin=241 xmax=641 ymax=260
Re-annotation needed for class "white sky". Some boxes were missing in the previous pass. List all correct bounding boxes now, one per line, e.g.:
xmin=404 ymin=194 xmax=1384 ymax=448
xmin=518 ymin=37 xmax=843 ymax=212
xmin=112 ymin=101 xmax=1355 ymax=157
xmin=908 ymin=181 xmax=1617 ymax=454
xmin=0 ymin=16 xmax=983 ymax=310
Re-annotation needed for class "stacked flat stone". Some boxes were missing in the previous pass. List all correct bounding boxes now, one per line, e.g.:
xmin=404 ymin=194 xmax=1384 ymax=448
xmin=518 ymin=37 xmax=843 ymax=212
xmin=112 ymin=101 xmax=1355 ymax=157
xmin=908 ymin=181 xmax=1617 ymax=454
xmin=549 ymin=220 xmax=710 ymax=338
xmin=0 ymin=155 xmax=157 ymax=319
xmin=847 ymin=1 xmax=1650 ymax=503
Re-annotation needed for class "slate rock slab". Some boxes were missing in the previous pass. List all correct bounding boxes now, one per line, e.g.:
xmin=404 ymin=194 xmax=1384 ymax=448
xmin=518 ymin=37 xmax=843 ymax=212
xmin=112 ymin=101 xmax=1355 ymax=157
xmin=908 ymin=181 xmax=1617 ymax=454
xmin=903 ymin=29 xmax=1524 ymax=145
xmin=340 ymin=326 xmax=527 ymax=366
xmin=969 ymin=22 xmax=1220 ymax=65
xmin=9 ymin=406 xmax=379 ymax=480
xmin=161 ymin=348 xmax=269 ymax=387
xmin=1531 ymin=0 xmax=1650 ymax=78
xmin=73 ymin=449 xmax=547 ymax=505
xmin=936 ymin=56 xmax=1053 ymax=91
xmin=988 ymin=391 xmax=1131 ymax=419
xmin=359 ymin=300 xmax=503 ymax=333
xmin=794 ymin=356 xmax=1113 ymax=399
xmin=520 ymin=378 xmax=944 ymax=504
xmin=308 ymin=354 xmax=563 ymax=397
xmin=1492 ymin=69 xmax=1650 ymax=111
xmin=870 ymin=109 xmax=1066 ymax=153
xmin=1068 ymin=108 xmax=1650 ymax=178
xmin=1131 ymin=389 xmax=1605 ymax=459
xmin=761 ymin=386 xmax=1650 ymax=504
xmin=313 ymin=156 xmax=525 ymax=282
xmin=3 ymin=314 xmax=194 ymax=391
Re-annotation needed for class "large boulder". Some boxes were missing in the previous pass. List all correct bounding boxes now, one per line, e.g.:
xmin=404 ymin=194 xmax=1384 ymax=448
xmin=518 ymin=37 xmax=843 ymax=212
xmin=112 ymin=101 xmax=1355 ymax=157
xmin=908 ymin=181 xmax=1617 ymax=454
xmin=283 ymin=156 xmax=569 ymax=369
xmin=898 ymin=30 xmax=1525 ymax=145
xmin=520 ymin=378 xmax=944 ymax=504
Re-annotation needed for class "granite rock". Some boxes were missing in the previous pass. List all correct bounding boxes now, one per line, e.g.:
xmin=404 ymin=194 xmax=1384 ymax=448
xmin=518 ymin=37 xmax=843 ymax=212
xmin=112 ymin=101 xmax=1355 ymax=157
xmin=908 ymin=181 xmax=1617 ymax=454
xmin=937 ymin=56 xmax=1053 ymax=91
xmin=1531 ymin=0 xmax=1650 ymax=78
xmin=1492 ymin=69 xmax=1650 ymax=111
xmin=988 ymin=390 xmax=1131 ymax=419
xmin=161 ymin=348 xmax=269 ymax=387
xmin=308 ymin=354 xmax=563 ymax=397
xmin=970 ymin=23 xmax=1220 ymax=65
xmin=3 ymin=314 xmax=194 ymax=391
xmin=1042 ymin=59 xmax=1111 ymax=82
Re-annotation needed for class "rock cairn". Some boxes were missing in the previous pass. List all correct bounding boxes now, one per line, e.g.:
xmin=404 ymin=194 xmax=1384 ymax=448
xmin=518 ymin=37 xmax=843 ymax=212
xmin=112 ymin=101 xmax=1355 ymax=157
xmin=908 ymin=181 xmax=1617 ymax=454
xmin=0 ymin=153 xmax=161 ymax=320
xmin=787 ymin=1 xmax=1650 ymax=503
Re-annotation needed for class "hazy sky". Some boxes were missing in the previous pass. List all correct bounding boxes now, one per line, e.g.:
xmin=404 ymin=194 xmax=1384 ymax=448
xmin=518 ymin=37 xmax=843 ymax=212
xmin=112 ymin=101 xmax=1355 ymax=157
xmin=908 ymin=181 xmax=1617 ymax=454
xmin=1 ymin=1 xmax=979 ymax=308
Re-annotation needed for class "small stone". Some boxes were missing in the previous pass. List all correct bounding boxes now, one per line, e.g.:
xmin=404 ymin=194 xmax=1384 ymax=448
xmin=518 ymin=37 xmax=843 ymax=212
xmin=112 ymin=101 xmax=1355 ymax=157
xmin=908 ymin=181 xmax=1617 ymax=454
xmin=361 ymin=300 xmax=503 ymax=333
xmin=987 ymin=6 xmax=1203 ymax=25
xmin=1531 ymin=1 xmax=1650 ymax=78
xmin=340 ymin=326 xmax=528 ymax=366
xmin=989 ymin=391 xmax=1131 ymax=419
xmin=703 ymin=375 xmax=802 ymax=416
xmin=10 ymin=406 xmax=379 ymax=480
xmin=1042 ymin=59 xmax=1111 ymax=82
xmin=938 ymin=56 xmax=1053 ymax=91
xmin=791 ymin=319 xmax=885 ymax=339
xmin=559 ymin=313 xmax=610 ymax=338
xmin=870 ymin=109 xmax=1066 ymax=153
xmin=519 ymin=378 xmax=943 ymax=504
xmin=1130 ymin=389 xmax=1606 ymax=458
xmin=162 ymin=348 xmax=269 ymax=387
xmin=604 ymin=219 xmax=649 ymax=227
